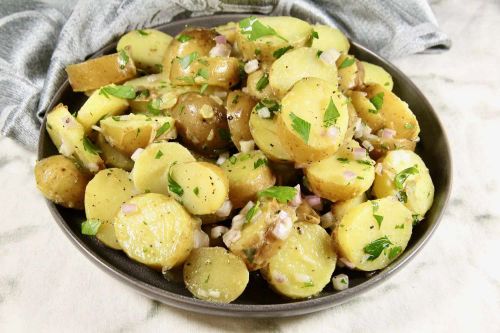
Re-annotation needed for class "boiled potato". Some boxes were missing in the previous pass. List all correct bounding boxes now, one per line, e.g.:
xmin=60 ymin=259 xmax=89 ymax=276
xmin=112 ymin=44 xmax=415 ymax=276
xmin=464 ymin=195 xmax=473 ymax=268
xmin=311 ymin=24 xmax=350 ymax=54
xmin=245 ymin=70 xmax=274 ymax=100
xmin=269 ymin=47 xmax=338 ymax=98
xmin=235 ymin=16 xmax=312 ymax=63
xmin=372 ymin=150 xmax=434 ymax=217
xmin=296 ymin=201 xmax=320 ymax=225
xmin=114 ymin=193 xmax=195 ymax=269
xmin=332 ymin=192 xmax=367 ymax=223
xmin=336 ymin=54 xmax=364 ymax=92
xmin=249 ymin=104 xmax=292 ymax=162
xmin=361 ymin=61 xmax=393 ymax=90
xmin=305 ymin=140 xmax=375 ymax=201
xmin=100 ymin=114 xmax=176 ymax=156
xmin=127 ymin=83 xmax=199 ymax=114
xmin=167 ymin=161 xmax=229 ymax=215
xmin=363 ymin=134 xmax=417 ymax=160
xmin=46 ymin=104 xmax=104 ymax=172
xmin=226 ymin=90 xmax=256 ymax=150
xmin=261 ymin=222 xmax=336 ymax=299
xmin=184 ymin=247 xmax=249 ymax=303
xmin=215 ymin=22 xmax=238 ymax=44
xmin=124 ymin=74 xmax=165 ymax=90
xmin=84 ymin=168 xmax=136 ymax=249
xmin=76 ymin=85 xmax=129 ymax=134
xmin=96 ymin=133 xmax=134 ymax=171
xmin=277 ymin=78 xmax=349 ymax=164
xmin=220 ymin=151 xmax=276 ymax=208
xmin=65 ymin=50 xmax=136 ymax=92
xmin=117 ymin=29 xmax=173 ymax=73
xmin=131 ymin=142 xmax=195 ymax=194
xmin=35 ymin=155 xmax=90 ymax=209
xmin=228 ymin=199 xmax=297 ymax=270
xmin=343 ymin=101 xmax=359 ymax=145
xmin=334 ymin=197 xmax=413 ymax=271
xmin=170 ymin=56 xmax=240 ymax=89
xmin=170 ymin=93 xmax=231 ymax=156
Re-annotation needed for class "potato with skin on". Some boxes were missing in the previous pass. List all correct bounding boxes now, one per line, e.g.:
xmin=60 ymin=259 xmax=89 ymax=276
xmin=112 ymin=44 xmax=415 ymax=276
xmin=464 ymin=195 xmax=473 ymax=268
xmin=131 ymin=142 xmax=195 ymax=195
xmin=336 ymin=54 xmax=364 ymax=93
xmin=117 ymin=29 xmax=173 ymax=74
xmin=269 ymin=47 xmax=339 ymax=98
xmin=361 ymin=61 xmax=394 ymax=91
xmin=35 ymin=155 xmax=91 ymax=209
xmin=46 ymin=104 xmax=104 ymax=173
xmin=235 ymin=16 xmax=312 ymax=63
xmin=343 ymin=101 xmax=358 ymax=145
xmin=100 ymin=114 xmax=176 ymax=156
xmin=226 ymin=90 xmax=256 ymax=150
xmin=76 ymin=85 xmax=129 ymax=134
xmin=277 ymin=78 xmax=349 ymax=164
xmin=311 ymin=24 xmax=350 ymax=54
xmin=114 ymin=193 xmax=195 ymax=270
xmin=296 ymin=201 xmax=320 ymax=225
xmin=184 ymin=247 xmax=249 ymax=303
xmin=334 ymin=197 xmax=413 ymax=271
xmin=215 ymin=21 xmax=238 ymax=44
xmin=372 ymin=150 xmax=434 ymax=218
xmin=261 ymin=222 xmax=336 ymax=299
xmin=65 ymin=50 xmax=136 ymax=92
xmin=170 ymin=93 xmax=231 ymax=156
xmin=220 ymin=151 xmax=276 ymax=208
xmin=167 ymin=161 xmax=229 ymax=216
xmin=245 ymin=70 xmax=274 ymax=100
xmin=305 ymin=140 xmax=375 ymax=202
xmin=362 ymin=134 xmax=417 ymax=160
xmin=96 ymin=133 xmax=134 ymax=171
xmin=85 ymin=168 xmax=136 ymax=250
xmin=332 ymin=192 xmax=367 ymax=223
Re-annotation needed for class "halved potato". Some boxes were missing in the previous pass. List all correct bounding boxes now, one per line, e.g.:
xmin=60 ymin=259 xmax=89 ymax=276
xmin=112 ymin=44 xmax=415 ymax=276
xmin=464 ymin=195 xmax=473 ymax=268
xmin=372 ymin=150 xmax=434 ymax=218
xmin=296 ymin=201 xmax=320 ymax=225
xmin=117 ymin=29 xmax=173 ymax=73
xmin=96 ymin=133 xmax=134 ymax=171
xmin=332 ymin=192 xmax=367 ymax=223
xmin=305 ymin=140 xmax=375 ymax=201
xmin=46 ymin=104 xmax=104 ymax=172
xmin=114 ymin=193 xmax=195 ymax=269
xmin=220 ymin=151 xmax=276 ymax=208
xmin=336 ymin=54 xmax=364 ymax=92
xmin=362 ymin=134 xmax=417 ymax=160
xmin=167 ymin=161 xmax=229 ymax=215
xmin=65 ymin=51 xmax=136 ymax=92
xmin=361 ymin=61 xmax=393 ymax=91
xmin=245 ymin=70 xmax=274 ymax=100
xmin=215 ymin=21 xmax=238 ymax=44
xmin=184 ymin=247 xmax=249 ymax=303
xmin=311 ymin=24 xmax=350 ymax=54
xmin=261 ymin=222 xmax=336 ymax=299
xmin=334 ymin=197 xmax=413 ymax=271
xmin=131 ymin=142 xmax=195 ymax=194
xmin=269 ymin=47 xmax=338 ymax=98
xmin=277 ymin=78 xmax=349 ymax=164
xmin=85 ymin=168 xmax=136 ymax=249
xmin=226 ymin=90 xmax=256 ymax=150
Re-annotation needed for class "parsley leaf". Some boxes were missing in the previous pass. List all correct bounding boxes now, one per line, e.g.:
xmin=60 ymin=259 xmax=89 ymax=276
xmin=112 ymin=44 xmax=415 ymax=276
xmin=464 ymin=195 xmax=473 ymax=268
xmin=232 ymin=94 xmax=240 ymax=104
xmin=178 ymin=76 xmax=195 ymax=85
xmin=177 ymin=34 xmax=193 ymax=43
xmin=199 ymin=83 xmax=209 ymax=94
xmin=179 ymin=51 xmax=199 ymax=69
xmin=388 ymin=246 xmax=402 ymax=260
xmin=323 ymin=97 xmax=340 ymax=127
xmin=147 ymin=98 xmax=162 ymax=115
xmin=339 ymin=57 xmax=355 ymax=69
xmin=302 ymin=281 xmax=314 ymax=288
xmin=118 ymin=50 xmax=129 ymax=70
xmin=316 ymin=50 xmax=323 ymax=58
xmin=155 ymin=122 xmax=171 ymax=139
xmin=255 ymin=99 xmax=281 ymax=117
xmin=370 ymin=92 xmax=385 ymax=111
xmin=82 ymin=137 xmax=101 ymax=155
xmin=245 ymin=202 xmax=260 ymax=222
xmin=137 ymin=30 xmax=149 ymax=36
xmin=412 ymin=214 xmax=421 ymax=226
xmin=258 ymin=186 xmax=297 ymax=203
xmin=239 ymin=16 xmax=288 ymax=42
xmin=254 ymin=158 xmax=268 ymax=169
xmin=404 ymin=123 xmax=414 ymax=129
xmin=364 ymin=236 xmax=392 ymax=261
xmin=395 ymin=224 xmax=405 ymax=229
xmin=193 ymin=187 xmax=200 ymax=196
xmin=243 ymin=248 xmax=257 ymax=263
xmin=196 ymin=68 xmax=209 ymax=80
xmin=273 ymin=45 xmax=293 ymax=59
xmin=394 ymin=165 xmax=419 ymax=190
xmin=337 ymin=157 xmax=349 ymax=164
xmin=155 ymin=150 xmax=164 ymax=159
xmin=100 ymin=85 xmax=136 ymax=99
xmin=397 ymin=190 xmax=408 ymax=203
xmin=256 ymin=73 xmax=269 ymax=91
xmin=371 ymin=201 xmax=384 ymax=228
xmin=289 ymin=112 xmax=310 ymax=143
xmin=168 ymin=173 xmax=183 ymax=196
xmin=311 ymin=30 xmax=319 ymax=39
xmin=81 ymin=219 xmax=101 ymax=235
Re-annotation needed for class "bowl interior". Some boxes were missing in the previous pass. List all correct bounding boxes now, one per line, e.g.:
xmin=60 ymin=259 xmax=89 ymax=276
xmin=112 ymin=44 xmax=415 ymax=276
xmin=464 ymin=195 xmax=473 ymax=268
xmin=38 ymin=14 xmax=451 ymax=317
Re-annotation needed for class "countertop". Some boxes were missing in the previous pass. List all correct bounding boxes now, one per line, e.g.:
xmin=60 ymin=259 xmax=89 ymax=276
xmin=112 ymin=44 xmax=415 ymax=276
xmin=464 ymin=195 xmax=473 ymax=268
xmin=1 ymin=0 xmax=499 ymax=331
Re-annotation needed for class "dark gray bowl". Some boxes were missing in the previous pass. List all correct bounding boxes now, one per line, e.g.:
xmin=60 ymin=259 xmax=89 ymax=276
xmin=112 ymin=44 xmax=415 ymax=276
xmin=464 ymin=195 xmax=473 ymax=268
xmin=37 ymin=14 xmax=452 ymax=317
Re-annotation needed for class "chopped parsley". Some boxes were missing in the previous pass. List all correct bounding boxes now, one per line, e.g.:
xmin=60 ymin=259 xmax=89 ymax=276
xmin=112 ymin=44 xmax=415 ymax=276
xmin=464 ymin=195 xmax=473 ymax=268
xmin=255 ymin=99 xmax=281 ymax=117
xmin=289 ymin=112 xmax=310 ymax=143
xmin=412 ymin=214 xmax=421 ymax=225
xmin=404 ymin=123 xmax=415 ymax=129
xmin=254 ymin=158 xmax=268 ymax=169
xmin=193 ymin=187 xmax=200 ymax=196
xmin=179 ymin=51 xmax=199 ymax=69
xmin=372 ymin=201 xmax=384 ymax=228
xmin=388 ymin=246 xmax=402 ymax=260
xmin=239 ymin=16 xmax=288 ymax=41
xmin=258 ymin=186 xmax=297 ymax=203
xmin=177 ymin=34 xmax=193 ymax=43
xmin=168 ymin=173 xmax=183 ymax=196
xmin=243 ymin=248 xmax=257 ymax=263
xmin=111 ymin=116 xmax=121 ymax=121
xmin=311 ymin=30 xmax=319 ymax=39
xmin=395 ymin=224 xmax=405 ymax=229
xmin=302 ymin=281 xmax=314 ymax=288
xmin=363 ymin=236 xmax=392 ymax=261
xmin=273 ymin=45 xmax=293 ymax=59
xmin=316 ymin=50 xmax=323 ymax=58
xmin=147 ymin=98 xmax=162 ymax=115
xmin=196 ymin=68 xmax=209 ymax=80
xmin=337 ymin=157 xmax=349 ymax=164
xmin=82 ymin=137 xmax=101 ymax=155
xmin=118 ymin=49 xmax=129 ymax=70
xmin=255 ymin=48 xmax=261 ymax=56
xmin=256 ymin=73 xmax=269 ymax=91
xmin=323 ymin=97 xmax=340 ymax=127
xmin=155 ymin=122 xmax=171 ymax=139
xmin=137 ymin=30 xmax=149 ymax=36
xmin=338 ymin=57 xmax=355 ymax=69
xmin=155 ymin=150 xmax=164 ymax=159
xmin=204 ymin=274 xmax=210 ymax=283
xmin=341 ymin=278 xmax=347 ymax=284
xmin=394 ymin=165 xmax=419 ymax=190
xmin=155 ymin=63 xmax=163 ymax=72
xmin=397 ymin=190 xmax=408 ymax=203
xmin=356 ymin=160 xmax=373 ymax=166
xmin=245 ymin=202 xmax=260 ymax=222
xmin=231 ymin=94 xmax=240 ymax=104
xmin=370 ymin=92 xmax=385 ymax=112
xmin=178 ymin=76 xmax=195 ymax=85
xmin=200 ymin=83 xmax=209 ymax=94
xmin=81 ymin=219 xmax=101 ymax=235
xmin=99 ymin=85 xmax=136 ymax=99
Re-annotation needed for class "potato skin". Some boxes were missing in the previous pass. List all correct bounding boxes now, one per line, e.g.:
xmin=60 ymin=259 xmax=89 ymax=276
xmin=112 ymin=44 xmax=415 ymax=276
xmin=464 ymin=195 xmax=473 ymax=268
xmin=171 ymin=92 xmax=231 ymax=156
xmin=226 ymin=90 xmax=256 ymax=150
xmin=35 ymin=155 xmax=90 ymax=209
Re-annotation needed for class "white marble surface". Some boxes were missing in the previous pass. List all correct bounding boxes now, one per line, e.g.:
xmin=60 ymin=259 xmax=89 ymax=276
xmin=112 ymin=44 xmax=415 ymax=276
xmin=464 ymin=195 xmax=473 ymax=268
xmin=1 ymin=0 xmax=500 ymax=331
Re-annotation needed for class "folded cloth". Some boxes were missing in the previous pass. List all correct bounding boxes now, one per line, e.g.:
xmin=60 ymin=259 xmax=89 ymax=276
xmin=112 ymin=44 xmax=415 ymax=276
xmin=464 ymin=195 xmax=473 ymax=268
xmin=0 ymin=0 xmax=451 ymax=151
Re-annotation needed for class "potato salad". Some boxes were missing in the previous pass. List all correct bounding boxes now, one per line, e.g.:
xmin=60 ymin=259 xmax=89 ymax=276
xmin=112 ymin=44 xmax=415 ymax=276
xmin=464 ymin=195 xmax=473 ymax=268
xmin=35 ymin=16 xmax=434 ymax=303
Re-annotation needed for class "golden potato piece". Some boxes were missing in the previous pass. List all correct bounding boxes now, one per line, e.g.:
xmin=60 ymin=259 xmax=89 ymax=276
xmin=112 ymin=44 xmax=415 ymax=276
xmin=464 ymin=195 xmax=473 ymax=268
xmin=215 ymin=22 xmax=238 ymax=44
xmin=66 ymin=51 xmax=136 ymax=92
xmin=361 ymin=61 xmax=393 ymax=91
xmin=296 ymin=201 xmax=320 ymax=225
xmin=184 ymin=247 xmax=249 ymax=303
xmin=96 ymin=133 xmax=134 ymax=171
xmin=226 ymin=90 xmax=256 ymax=150
xmin=336 ymin=54 xmax=364 ymax=93
xmin=114 ymin=193 xmax=195 ymax=270
xmin=332 ymin=192 xmax=367 ymax=223
xmin=311 ymin=24 xmax=350 ymax=54
xmin=35 ymin=155 xmax=90 ymax=209
xmin=245 ymin=70 xmax=275 ymax=100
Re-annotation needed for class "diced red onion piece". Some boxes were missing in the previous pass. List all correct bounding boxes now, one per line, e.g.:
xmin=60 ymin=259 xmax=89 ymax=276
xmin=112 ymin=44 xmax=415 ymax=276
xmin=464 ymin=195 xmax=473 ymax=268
xmin=343 ymin=170 xmax=357 ymax=182
xmin=210 ymin=226 xmax=229 ymax=239
xmin=339 ymin=257 xmax=356 ymax=269
xmin=193 ymin=228 xmax=209 ymax=248
xmin=319 ymin=48 xmax=340 ymax=66
xmin=353 ymin=147 xmax=367 ymax=160
xmin=353 ymin=118 xmax=363 ymax=138
xmin=332 ymin=274 xmax=349 ymax=291
xmin=239 ymin=140 xmax=255 ymax=153
xmin=231 ymin=214 xmax=246 ymax=230
xmin=121 ymin=203 xmax=138 ymax=215
xmin=361 ymin=140 xmax=374 ymax=152
xmin=257 ymin=106 xmax=271 ymax=119
xmin=209 ymin=43 xmax=231 ymax=57
xmin=375 ymin=163 xmax=383 ymax=175
xmin=240 ymin=201 xmax=254 ymax=215
xmin=381 ymin=128 xmax=396 ymax=139
xmin=278 ymin=210 xmax=289 ymax=220
xmin=215 ymin=199 xmax=232 ymax=217
xmin=214 ymin=35 xmax=227 ymax=44
xmin=325 ymin=126 xmax=339 ymax=140
xmin=131 ymin=148 xmax=144 ymax=161
xmin=216 ymin=153 xmax=229 ymax=165
xmin=305 ymin=195 xmax=322 ymax=209
xmin=272 ymin=217 xmax=293 ymax=240
xmin=244 ymin=59 xmax=259 ymax=74
xmin=320 ymin=211 xmax=335 ymax=229
xmin=290 ymin=184 xmax=302 ymax=207
xmin=222 ymin=229 xmax=241 ymax=247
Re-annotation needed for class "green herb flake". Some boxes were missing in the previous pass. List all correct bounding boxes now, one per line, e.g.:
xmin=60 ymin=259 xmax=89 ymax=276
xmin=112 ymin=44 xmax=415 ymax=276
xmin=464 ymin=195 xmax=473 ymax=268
xmin=256 ymin=73 xmax=269 ymax=91
xmin=239 ymin=16 xmax=288 ymax=42
xmin=243 ymin=248 xmax=257 ymax=263
xmin=388 ymin=246 xmax=402 ymax=260
xmin=273 ymin=45 xmax=293 ymax=59
xmin=232 ymin=94 xmax=240 ymax=104
xmin=168 ymin=173 xmax=183 ymax=196
xmin=258 ymin=186 xmax=297 ymax=203
xmin=81 ymin=219 xmax=101 ymax=236
xmin=138 ymin=90 xmax=150 ymax=99
xmin=204 ymin=274 xmax=210 ymax=283
xmin=368 ymin=108 xmax=379 ymax=114
xmin=363 ymin=236 xmax=393 ymax=261
xmin=395 ymin=224 xmax=405 ymax=229
xmin=118 ymin=49 xmax=129 ymax=70
xmin=137 ymin=29 xmax=149 ymax=36
xmin=100 ymin=85 xmax=136 ymax=99
xmin=323 ymin=97 xmax=340 ymax=127
xmin=193 ymin=187 xmax=200 ymax=196
xmin=178 ymin=76 xmax=195 ymax=85
xmin=340 ymin=278 xmax=347 ymax=284
xmin=254 ymin=158 xmax=268 ymax=169
xmin=111 ymin=116 xmax=121 ymax=121
xmin=155 ymin=122 xmax=171 ymax=139
xmin=245 ymin=202 xmax=260 ymax=222
xmin=394 ymin=165 xmax=419 ymax=190
xmin=397 ymin=190 xmax=408 ymax=203
xmin=412 ymin=214 xmax=421 ymax=226
xmin=370 ymin=92 xmax=385 ymax=111
xmin=196 ymin=68 xmax=209 ymax=80
xmin=339 ymin=57 xmax=355 ymax=69
xmin=177 ymin=34 xmax=193 ymax=43
xmin=82 ymin=137 xmax=101 ymax=155
xmin=155 ymin=63 xmax=163 ymax=72
xmin=316 ymin=50 xmax=323 ymax=58
xmin=147 ymin=98 xmax=162 ymax=115
xmin=255 ymin=48 xmax=261 ymax=56
xmin=255 ymin=99 xmax=281 ymax=117
xmin=372 ymin=201 xmax=384 ymax=228
xmin=229 ymin=156 xmax=237 ymax=164
xmin=356 ymin=160 xmax=373 ymax=166
xmin=302 ymin=281 xmax=314 ymax=288
xmin=135 ymin=128 xmax=140 ymax=138
xmin=312 ymin=30 xmax=319 ymax=39
xmin=404 ymin=123 xmax=414 ymax=129
xmin=179 ymin=51 xmax=199 ymax=69
xmin=199 ymin=83 xmax=209 ymax=94
xmin=289 ymin=112 xmax=311 ymax=143
xmin=155 ymin=150 xmax=164 ymax=159
xmin=337 ymin=157 xmax=349 ymax=164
